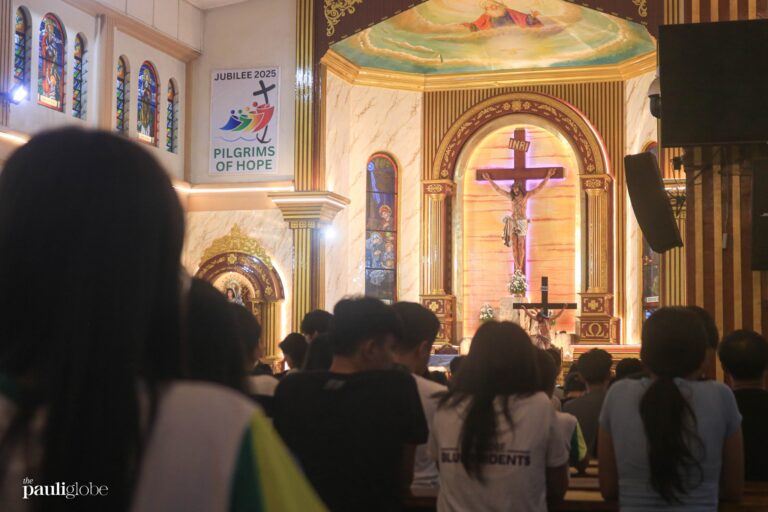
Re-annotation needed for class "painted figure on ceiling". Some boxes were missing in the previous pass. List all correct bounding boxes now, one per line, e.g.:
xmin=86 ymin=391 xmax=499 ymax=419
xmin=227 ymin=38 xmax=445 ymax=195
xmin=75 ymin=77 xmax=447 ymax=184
xmin=464 ymin=0 xmax=542 ymax=31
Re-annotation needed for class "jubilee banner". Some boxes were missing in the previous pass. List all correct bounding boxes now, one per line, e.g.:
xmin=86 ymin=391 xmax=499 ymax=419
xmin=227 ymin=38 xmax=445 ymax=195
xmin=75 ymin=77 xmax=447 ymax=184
xmin=209 ymin=67 xmax=279 ymax=175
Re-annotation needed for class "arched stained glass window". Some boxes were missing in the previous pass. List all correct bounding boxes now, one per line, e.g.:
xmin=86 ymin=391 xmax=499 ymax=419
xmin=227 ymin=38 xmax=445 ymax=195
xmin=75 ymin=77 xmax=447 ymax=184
xmin=116 ymin=56 xmax=129 ymax=134
xmin=137 ymin=61 xmax=159 ymax=145
xmin=37 ymin=13 xmax=66 ymax=111
xmin=166 ymin=79 xmax=178 ymax=153
xmin=14 ymin=7 xmax=30 ymax=93
xmin=365 ymin=153 xmax=398 ymax=303
xmin=72 ymin=34 xmax=86 ymax=119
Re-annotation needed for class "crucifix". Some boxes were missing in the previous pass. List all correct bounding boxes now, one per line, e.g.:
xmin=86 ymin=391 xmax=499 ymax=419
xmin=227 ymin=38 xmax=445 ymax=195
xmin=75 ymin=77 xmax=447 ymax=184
xmin=513 ymin=276 xmax=577 ymax=347
xmin=476 ymin=128 xmax=564 ymax=274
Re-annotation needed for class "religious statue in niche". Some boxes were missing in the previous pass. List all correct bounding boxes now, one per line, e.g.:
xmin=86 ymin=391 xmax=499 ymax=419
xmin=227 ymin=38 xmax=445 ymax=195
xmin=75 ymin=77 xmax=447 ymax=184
xmin=483 ymin=168 xmax=554 ymax=274
xmin=464 ymin=0 xmax=542 ymax=31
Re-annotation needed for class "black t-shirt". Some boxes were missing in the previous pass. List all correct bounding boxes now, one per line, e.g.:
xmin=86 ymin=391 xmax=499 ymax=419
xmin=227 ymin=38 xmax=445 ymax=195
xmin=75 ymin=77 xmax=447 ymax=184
xmin=734 ymin=388 xmax=768 ymax=481
xmin=273 ymin=369 xmax=428 ymax=512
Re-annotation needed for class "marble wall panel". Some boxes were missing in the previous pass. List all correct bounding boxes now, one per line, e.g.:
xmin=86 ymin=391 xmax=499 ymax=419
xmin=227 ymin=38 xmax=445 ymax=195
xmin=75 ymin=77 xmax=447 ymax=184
xmin=325 ymin=73 xmax=422 ymax=308
xmin=625 ymin=70 xmax=657 ymax=344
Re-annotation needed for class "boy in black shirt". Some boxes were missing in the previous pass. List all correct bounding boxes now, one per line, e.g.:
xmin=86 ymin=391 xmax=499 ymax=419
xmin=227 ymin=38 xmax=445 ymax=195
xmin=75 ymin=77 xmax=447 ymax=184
xmin=273 ymin=297 xmax=428 ymax=511
xmin=719 ymin=329 xmax=768 ymax=481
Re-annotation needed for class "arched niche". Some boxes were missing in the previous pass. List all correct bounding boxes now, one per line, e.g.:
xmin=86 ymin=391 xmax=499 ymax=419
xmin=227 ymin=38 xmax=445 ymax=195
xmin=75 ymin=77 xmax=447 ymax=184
xmin=422 ymin=92 xmax=619 ymax=344
xmin=196 ymin=225 xmax=285 ymax=361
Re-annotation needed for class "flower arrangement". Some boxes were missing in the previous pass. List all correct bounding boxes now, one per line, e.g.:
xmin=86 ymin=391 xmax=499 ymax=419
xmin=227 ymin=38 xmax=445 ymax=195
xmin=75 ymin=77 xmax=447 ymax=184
xmin=508 ymin=270 xmax=528 ymax=296
xmin=479 ymin=303 xmax=495 ymax=323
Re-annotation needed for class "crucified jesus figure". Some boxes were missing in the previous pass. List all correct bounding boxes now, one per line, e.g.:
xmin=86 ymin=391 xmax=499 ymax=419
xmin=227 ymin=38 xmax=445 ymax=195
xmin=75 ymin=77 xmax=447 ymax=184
xmin=482 ymin=169 xmax=555 ymax=274
xmin=520 ymin=304 xmax=566 ymax=349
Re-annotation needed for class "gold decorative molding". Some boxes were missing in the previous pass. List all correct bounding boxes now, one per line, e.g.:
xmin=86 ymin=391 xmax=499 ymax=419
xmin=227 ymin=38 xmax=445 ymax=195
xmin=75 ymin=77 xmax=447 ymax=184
xmin=324 ymin=0 xmax=364 ymax=37
xmin=322 ymin=49 xmax=656 ymax=92
xmin=633 ymin=0 xmax=648 ymax=18
xmin=295 ymin=0 xmax=316 ymax=191
xmin=269 ymin=191 xmax=350 ymax=225
xmin=200 ymin=225 xmax=274 ymax=268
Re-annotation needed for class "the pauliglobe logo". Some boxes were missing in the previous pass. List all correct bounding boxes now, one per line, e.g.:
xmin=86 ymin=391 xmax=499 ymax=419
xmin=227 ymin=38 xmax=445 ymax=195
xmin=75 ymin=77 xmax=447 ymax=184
xmin=22 ymin=478 xmax=108 ymax=500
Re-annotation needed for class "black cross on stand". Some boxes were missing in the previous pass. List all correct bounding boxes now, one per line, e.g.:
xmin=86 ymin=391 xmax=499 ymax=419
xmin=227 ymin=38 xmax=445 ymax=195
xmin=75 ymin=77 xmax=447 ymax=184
xmin=475 ymin=128 xmax=565 ymax=185
xmin=513 ymin=276 xmax=577 ymax=317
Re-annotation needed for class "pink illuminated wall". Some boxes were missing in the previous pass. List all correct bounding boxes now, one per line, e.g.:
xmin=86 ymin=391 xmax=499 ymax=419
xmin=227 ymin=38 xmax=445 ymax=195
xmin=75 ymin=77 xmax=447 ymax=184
xmin=461 ymin=124 xmax=579 ymax=338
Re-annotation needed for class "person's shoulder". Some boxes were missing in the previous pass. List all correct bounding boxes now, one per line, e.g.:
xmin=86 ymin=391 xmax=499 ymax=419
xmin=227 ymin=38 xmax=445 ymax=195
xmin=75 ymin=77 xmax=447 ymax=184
xmin=275 ymin=370 xmax=329 ymax=393
xmin=412 ymin=373 xmax=447 ymax=394
xmin=248 ymin=374 xmax=279 ymax=396
xmin=162 ymin=381 xmax=256 ymax=424
xmin=555 ymin=410 xmax=578 ymax=428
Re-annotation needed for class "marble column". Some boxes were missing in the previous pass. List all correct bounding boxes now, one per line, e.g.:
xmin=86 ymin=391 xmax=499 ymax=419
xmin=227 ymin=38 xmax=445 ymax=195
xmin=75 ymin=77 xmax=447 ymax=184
xmin=578 ymin=175 xmax=620 ymax=343
xmin=421 ymin=180 xmax=456 ymax=344
xmin=270 ymin=191 xmax=349 ymax=331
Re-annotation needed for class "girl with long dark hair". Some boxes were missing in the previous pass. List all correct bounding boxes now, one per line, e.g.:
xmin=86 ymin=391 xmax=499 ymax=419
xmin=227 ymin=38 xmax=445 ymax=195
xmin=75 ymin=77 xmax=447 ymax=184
xmin=0 ymin=129 xmax=325 ymax=512
xmin=428 ymin=321 xmax=569 ymax=512
xmin=598 ymin=307 xmax=743 ymax=510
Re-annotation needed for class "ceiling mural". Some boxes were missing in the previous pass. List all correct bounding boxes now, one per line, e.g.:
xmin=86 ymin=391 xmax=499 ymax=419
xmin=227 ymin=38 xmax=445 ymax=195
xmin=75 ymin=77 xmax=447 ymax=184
xmin=330 ymin=0 xmax=655 ymax=74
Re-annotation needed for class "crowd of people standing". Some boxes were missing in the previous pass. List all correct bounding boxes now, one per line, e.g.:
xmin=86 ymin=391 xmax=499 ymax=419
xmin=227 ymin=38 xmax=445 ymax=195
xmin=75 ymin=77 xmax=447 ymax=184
xmin=0 ymin=129 xmax=765 ymax=512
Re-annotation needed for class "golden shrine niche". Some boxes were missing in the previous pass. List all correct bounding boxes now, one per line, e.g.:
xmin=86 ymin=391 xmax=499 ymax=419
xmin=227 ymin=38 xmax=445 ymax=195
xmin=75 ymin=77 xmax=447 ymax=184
xmin=421 ymin=91 xmax=619 ymax=345
xmin=196 ymin=225 xmax=285 ymax=362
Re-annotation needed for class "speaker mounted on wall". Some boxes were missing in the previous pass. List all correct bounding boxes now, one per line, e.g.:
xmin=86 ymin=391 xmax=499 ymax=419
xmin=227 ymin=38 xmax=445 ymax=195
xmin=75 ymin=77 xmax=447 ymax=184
xmin=624 ymin=152 xmax=683 ymax=253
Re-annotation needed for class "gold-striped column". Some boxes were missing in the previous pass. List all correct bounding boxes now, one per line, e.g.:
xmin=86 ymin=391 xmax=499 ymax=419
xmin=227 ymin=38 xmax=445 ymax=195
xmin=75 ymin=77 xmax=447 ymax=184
xmin=662 ymin=179 xmax=687 ymax=306
xmin=260 ymin=300 xmax=282 ymax=361
xmin=270 ymin=191 xmax=350 ymax=331
xmin=579 ymin=175 xmax=619 ymax=343
xmin=421 ymin=180 xmax=455 ymax=344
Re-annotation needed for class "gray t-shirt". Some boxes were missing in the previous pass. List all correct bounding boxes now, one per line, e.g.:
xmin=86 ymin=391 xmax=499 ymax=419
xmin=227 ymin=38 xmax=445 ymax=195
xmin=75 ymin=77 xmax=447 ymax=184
xmin=563 ymin=389 xmax=606 ymax=457
xmin=599 ymin=378 xmax=741 ymax=511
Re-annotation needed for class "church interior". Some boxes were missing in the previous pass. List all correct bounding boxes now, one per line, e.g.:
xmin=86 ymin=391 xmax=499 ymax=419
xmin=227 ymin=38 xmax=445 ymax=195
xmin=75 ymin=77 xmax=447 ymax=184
xmin=2 ymin=0 xmax=768 ymax=509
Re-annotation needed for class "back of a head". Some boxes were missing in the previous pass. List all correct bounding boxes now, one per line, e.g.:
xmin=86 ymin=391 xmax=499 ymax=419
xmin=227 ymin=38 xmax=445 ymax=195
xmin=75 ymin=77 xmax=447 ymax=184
xmin=564 ymin=371 xmax=586 ymax=394
xmin=186 ymin=279 xmax=247 ymax=392
xmin=300 ymin=309 xmax=333 ymax=338
xmin=444 ymin=321 xmax=538 ymax=481
xmin=329 ymin=297 xmax=403 ymax=356
xmin=230 ymin=302 xmax=262 ymax=367
xmin=545 ymin=347 xmax=562 ymax=369
xmin=639 ymin=307 xmax=708 ymax=504
xmin=685 ymin=305 xmax=719 ymax=350
xmin=576 ymin=348 xmax=613 ymax=385
xmin=280 ymin=332 xmax=309 ymax=368
xmin=0 ymin=129 xmax=185 ymax=510
xmin=719 ymin=329 xmax=768 ymax=381
xmin=614 ymin=358 xmax=645 ymax=381
xmin=391 ymin=301 xmax=441 ymax=352
xmin=302 ymin=334 xmax=333 ymax=371
xmin=535 ymin=349 xmax=558 ymax=396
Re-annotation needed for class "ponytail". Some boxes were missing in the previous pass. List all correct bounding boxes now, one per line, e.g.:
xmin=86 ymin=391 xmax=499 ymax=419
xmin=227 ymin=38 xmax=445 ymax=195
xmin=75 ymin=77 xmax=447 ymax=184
xmin=639 ymin=376 xmax=703 ymax=503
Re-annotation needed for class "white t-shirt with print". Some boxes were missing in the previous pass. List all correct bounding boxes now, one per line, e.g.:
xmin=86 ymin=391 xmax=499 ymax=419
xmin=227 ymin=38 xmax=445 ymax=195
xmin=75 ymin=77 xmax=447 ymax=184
xmin=428 ymin=392 xmax=569 ymax=512
xmin=412 ymin=374 xmax=446 ymax=488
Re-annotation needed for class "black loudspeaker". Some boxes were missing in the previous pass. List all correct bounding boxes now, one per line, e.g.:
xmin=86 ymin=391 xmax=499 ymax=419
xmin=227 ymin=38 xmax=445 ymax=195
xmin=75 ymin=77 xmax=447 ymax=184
xmin=752 ymin=159 xmax=768 ymax=270
xmin=624 ymin=152 xmax=683 ymax=253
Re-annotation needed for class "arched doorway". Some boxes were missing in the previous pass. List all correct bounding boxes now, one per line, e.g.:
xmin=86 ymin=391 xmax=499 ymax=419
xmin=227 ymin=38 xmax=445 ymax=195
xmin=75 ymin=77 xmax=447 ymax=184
xmin=421 ymin=92 xmax=619 ymax=345
xmin=196 ymin=225 xmax=285 ymax=362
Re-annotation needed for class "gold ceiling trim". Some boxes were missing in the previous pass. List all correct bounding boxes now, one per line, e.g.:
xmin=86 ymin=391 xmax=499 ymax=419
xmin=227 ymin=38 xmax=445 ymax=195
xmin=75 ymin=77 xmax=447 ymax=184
xmin=322 ymin=49 xmax=657 ymax=91
xmin=200 ymin=224 xmax=274 ymax=269
xmin=325 ymin=0 xmax=364 ymax=37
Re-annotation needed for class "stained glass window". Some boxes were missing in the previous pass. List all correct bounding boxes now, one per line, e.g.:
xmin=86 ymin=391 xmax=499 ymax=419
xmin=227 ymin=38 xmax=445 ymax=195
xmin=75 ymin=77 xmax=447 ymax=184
xmin=116 ymin=56 xmax=128 ymax=134
xmin=14 ymin=7 xmax=30 ymax=93
xmin=166 ymin=79 xmax=178 ymax=153
xmin=37 ymin=13 xmax=66 ymax=111
xmin=137 ymin=61 xmax=159 ymax=145
xmin=72 ymin=34 xmax=86 ymax=119
xmin=365 ymin=154 xmax=398 ymax=303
